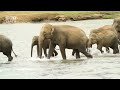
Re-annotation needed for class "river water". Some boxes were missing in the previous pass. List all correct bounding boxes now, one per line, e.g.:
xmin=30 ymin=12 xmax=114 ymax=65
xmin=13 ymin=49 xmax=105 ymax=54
xmin=0 ymin=19 xmax=120 ymax=79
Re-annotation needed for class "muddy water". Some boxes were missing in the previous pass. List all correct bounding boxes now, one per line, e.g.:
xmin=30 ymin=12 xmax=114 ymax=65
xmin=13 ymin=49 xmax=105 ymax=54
xmin=0 ymin=19 xmax=120 ymax=79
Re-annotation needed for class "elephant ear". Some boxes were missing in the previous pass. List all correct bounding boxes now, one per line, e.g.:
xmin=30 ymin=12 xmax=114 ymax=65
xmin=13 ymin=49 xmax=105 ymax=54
xmin=96 ymin=33 xmax=102 ymax=41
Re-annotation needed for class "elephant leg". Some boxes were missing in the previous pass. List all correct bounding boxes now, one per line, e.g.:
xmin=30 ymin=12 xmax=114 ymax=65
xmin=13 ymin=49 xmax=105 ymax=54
xmin=7 ymin=55 xmax=13 ymax=61
xmin=52 ymin=52 xmax=54 ymax=57
xmin=59 ymin=46 xmax=66 ymax=60
xmin=81 ymin=51 xmax=93 ymax=58
xmin=43 ymin=48 xmax=47 ymax=57
xmin=106 ymin=47 xmax=110 ymax=53
xmin=72 ymin=49 xmax=76 ymax=56
xmin=115 ymin=44 xmax=119 ymax=54
xmin=112 ymin=45 xmax=119 ymax=54
xmin=53 ymin=49 xmax=58 ymax=56
xmin=79 ymin=45 xmax=93 ymax=58
xmin=3 ymin=51 xmax=13 ymax=61
xmin=39 ymin=43 xmax=43 ymax=58
xmin=48 ymin=42 xmax=56 ymax=59
xmin=112 ymin=48 xmax=117 ymax=54
xmin=97 ymin=45 xmax=104 ymax=53
xmin=75 ymin=49 xmax=80 ymax=59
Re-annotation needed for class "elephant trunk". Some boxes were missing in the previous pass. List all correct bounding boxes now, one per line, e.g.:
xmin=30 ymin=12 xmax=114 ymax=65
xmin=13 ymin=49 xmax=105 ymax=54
xmin=86 ymin=39 xmax=92 ymax=53
xmin=31 ymin=44 xmax=34 ymax=57
xmin=88 ymin=40 xmax=92 ymax=48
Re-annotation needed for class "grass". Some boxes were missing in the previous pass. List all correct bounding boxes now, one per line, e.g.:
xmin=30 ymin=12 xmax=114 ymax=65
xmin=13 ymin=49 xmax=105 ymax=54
xmin=0 ymin=11 xmax=120 ymax=23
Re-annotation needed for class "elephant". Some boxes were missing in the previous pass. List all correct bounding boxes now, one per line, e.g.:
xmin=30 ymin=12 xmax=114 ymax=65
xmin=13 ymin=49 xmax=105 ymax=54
xmin=31 ymin=36 xmax=58 ymax=58
xmin=0 ymin=35 xmax=17 ymax=61
xmin=88 ymin=26 xmax=119 ymax=54
xmin=31 ymin=36 xmax=39 ymax=57
xmin=39 ymin=23 xmax=93 ymax=60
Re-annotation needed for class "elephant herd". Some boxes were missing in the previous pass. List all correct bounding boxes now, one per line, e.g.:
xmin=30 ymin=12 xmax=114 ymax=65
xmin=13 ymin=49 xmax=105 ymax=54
xmin=1 ymin=18 xmax=120 ymax=62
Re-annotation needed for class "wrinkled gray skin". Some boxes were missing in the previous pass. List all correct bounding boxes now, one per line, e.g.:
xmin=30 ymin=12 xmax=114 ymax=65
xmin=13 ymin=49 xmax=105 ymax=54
xmin=39 ymin=24 xmax=92 ymax=60
xmin=88 ymin=25 xmax=119 ymax=54
xmin=32 ymin=36 xmax=58 ymax=57
xmin=72 ymin=38 xmax=89 ymax=56
xmin=0 ymin=35 xmax=17 ymax=61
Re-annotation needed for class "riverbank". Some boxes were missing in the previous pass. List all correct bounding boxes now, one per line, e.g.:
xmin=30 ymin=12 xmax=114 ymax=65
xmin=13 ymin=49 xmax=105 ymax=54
xmin=0 ymin=11 xmax=120 ymax=23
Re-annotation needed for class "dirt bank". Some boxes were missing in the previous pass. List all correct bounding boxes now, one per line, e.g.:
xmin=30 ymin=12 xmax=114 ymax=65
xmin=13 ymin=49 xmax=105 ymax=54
xmin=0 ymin=11 xmax=120 ymax=23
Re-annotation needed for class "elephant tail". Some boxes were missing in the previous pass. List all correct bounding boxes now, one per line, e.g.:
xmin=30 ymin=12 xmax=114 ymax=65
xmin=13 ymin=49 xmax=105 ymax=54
xmin=12 ymin=48 xmax=17 ymax=57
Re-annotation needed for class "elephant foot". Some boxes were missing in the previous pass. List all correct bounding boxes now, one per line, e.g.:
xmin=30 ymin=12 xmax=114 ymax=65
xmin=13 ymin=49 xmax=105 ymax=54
xmin=52 ymin=53 xmax=54 ymax=57
xmin=76 ymin=55 xmax=80 ymax=59
xmin=113 ymin=51 xmax=117 ymax=54
xmin=47 ymin=57 xmax=50 ymax=59
xmin=83 ymin=52 xmax=93 ymax=58
xmin=39 ymin=56 xmax=44 ymax=59
xmin=8 ymin=56 xmax=13 ymax=61
xmin=113 ymin=49 xmax=119 ymax=54
xmin=87 ymin=54 xmax=93 ymax=58
xmin=76 ymin=51 xmax=80 ymax=58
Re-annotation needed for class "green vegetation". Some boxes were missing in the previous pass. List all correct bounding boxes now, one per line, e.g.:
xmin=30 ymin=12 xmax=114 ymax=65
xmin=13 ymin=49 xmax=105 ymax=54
xmin=0 ymin=11 xmax=120 ymax=23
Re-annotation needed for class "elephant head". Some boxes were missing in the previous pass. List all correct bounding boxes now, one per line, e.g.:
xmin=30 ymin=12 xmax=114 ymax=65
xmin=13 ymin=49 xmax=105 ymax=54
xmin=31 ymin=36 xmax=39 ymax=57
xmin=88 ymin=33 xmax=99 ymax=48
xmin=39 ymin=24 xmax=55 ymax=58
xmin=42 ymin=23 xmax=54 ymax=39
xmin=112 ymin=18 xmax=120 ymax=33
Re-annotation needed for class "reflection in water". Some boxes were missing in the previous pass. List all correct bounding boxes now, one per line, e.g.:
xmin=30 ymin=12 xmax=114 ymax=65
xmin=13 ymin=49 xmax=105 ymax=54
xmin=0 ymin=19 xmax=120 ymax=79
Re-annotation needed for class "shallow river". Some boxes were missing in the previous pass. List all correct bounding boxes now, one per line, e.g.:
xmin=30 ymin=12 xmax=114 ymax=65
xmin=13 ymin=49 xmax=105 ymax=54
xmin=0 ymin=19 xmax=120 ymax=79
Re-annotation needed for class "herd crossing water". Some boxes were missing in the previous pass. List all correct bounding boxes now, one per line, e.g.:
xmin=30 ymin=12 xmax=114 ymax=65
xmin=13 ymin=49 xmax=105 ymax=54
xmin=0 ymin=19 xmax=120 ymax=79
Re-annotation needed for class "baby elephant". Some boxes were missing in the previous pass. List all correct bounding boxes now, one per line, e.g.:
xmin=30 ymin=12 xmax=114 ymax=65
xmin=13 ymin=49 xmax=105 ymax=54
xmin=31 ymin=36 xmax=58 ymax=57
xmin=0 ymin=35 xmax=17 ymax=61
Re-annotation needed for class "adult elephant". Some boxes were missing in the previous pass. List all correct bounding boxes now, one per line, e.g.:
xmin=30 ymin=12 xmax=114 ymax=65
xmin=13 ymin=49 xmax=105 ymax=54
xmin=32 ymin=36 xmax=58 ymax=58
xmin=88 ymin=26 xmax=119 ymax=54
xmin=39 ymin=23 xmax=93 ymax=60
xmin=0 ymin=35 xmax=17 ymax=61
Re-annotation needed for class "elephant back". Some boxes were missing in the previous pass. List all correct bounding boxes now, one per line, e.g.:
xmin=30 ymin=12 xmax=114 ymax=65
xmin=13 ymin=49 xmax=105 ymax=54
xmin=0 ymin=34 xmax=12 ymax=47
